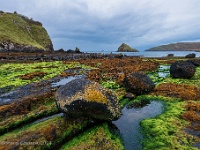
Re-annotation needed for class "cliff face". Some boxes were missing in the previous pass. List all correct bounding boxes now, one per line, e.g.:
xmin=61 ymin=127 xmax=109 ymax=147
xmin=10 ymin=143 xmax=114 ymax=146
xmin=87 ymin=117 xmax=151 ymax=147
xmin=117 ymin=43 xmax=138 ymax=52
xmin=0 ymin=11 xmax=53 ymax=52
xmin=147 ymin=42 xmax=200 ymax=51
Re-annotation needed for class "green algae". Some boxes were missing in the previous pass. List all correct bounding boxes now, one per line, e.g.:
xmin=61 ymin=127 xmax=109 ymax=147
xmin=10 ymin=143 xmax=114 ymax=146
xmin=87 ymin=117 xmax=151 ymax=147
xmin=140 ymin=96 xmax=198 ymax=150
xmin=126 ymin=95 xmax=151 ymax=108
xmin=0 ymin=115 xmax=91 ymax=150
xmin=0 ymin=61 xmax=90 ymax=89
xmin=101 ymin=81 xmax=121 ymax=89
xmin=0 ymin=100 xmax=58 ymax=135
xmin=0 ymin=58 xmax=199 ymax=149
xmin=60 ymin=123 xmax=124 ymax=150
xmin=161 ymin=67 xmax=200 ymax=87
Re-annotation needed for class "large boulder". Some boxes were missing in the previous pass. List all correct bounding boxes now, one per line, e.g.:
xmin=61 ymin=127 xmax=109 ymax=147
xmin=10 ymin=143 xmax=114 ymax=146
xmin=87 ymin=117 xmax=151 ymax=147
xmin=55 ymin=78 xmax=121 ymax=121
xmin=123 ymin=72 xmax=155 ymax=95
xmin=170 ymin=61 xmax=196 ymax=78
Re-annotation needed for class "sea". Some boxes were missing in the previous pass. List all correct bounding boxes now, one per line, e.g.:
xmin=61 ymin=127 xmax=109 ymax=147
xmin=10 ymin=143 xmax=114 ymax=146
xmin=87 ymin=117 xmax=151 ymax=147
xmin=84 ymin=50 xmax=200 ymax=58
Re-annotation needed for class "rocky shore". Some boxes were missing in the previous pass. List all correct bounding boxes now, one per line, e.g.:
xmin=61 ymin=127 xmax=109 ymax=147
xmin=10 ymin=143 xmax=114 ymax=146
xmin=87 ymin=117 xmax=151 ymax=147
xmin=0 ymin=51 xmax=126 ymax=62
xmin=0 ymin=54 xmax=200 ymax=149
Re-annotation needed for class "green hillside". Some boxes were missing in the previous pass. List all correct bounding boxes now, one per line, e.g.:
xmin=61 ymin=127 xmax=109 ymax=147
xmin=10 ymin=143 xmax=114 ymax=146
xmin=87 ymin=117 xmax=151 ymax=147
xmin=0 ymin=11 xmax=53 ymax=51
xmin=147 ymin=42 xmax=200 ymax=51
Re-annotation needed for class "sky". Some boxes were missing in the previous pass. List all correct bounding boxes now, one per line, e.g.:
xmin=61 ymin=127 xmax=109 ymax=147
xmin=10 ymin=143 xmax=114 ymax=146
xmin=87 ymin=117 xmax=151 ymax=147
xmin=1 ymin=0 xmax=200 ymax=52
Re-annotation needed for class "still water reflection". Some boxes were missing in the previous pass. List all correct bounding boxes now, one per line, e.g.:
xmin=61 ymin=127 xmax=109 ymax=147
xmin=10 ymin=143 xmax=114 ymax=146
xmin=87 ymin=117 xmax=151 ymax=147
xmin=112 ymin=101 xmax=163 ymax=150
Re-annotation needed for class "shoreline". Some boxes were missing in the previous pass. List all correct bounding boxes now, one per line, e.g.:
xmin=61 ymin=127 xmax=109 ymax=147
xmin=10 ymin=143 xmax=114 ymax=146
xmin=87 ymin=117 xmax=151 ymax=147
xmin=0 ymin=51 xmax=199 ymax=63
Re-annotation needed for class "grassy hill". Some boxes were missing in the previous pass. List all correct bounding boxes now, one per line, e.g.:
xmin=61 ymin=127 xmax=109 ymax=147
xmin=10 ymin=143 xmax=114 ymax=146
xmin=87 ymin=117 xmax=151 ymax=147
xmin=0 ymin=11 xmax=53 ymax=51
xmin=147 ymin=42 xmax=200 ymax=51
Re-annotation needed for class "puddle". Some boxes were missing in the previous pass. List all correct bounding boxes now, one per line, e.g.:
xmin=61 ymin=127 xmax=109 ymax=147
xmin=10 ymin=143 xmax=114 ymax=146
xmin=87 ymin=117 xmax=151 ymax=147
xmin=158 ymin=65 xmax=170 ymax=78
xmin=32 ymin=113 xmax=64 ymax=124
xmin=112 ymin=101 xmax=163 ymax=150
xmin=0 ymin=91 xmax=17 ymax=105
xmin=0 ymin=98 xmax=12 ymax=105
xmin=51 ymin=75 xmax=85 ymax=87
xmin=0 ymin=91 xmax=16 ymax=97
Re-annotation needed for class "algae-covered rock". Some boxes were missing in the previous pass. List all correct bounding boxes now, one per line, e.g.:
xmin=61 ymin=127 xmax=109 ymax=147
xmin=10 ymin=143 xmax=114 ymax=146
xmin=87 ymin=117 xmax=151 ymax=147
xmin=123 ymin=72 xmax=155 ymax=95
xmin=0 ymin=11 xmax=53 ymax=52
xmin=170 ymin=61 xmax=196 ymax=78
xmin=60 ymin=123 xmax=124 ymax=150
xmin=55 ymin=78 xmax=122 ymax=121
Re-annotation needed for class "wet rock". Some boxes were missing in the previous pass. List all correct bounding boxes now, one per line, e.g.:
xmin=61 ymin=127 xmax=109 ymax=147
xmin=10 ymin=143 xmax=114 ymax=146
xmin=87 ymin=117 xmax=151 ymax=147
xmin=55 ymin=78 xmax=121 ymax=121
xmin=123 ymin=72 xmax=155 ymax=95
xmin=187 ymin=59 xmax=200 ymax=67
xmin=167 ymin=54 xmax=174 ymax=57
xmin=170 ymin=61 xmax=196 ymax=78
xmin=124 ymin=92 xmax=136 ymax=100
xmin=185 ymin=53 xmax=196 ymax=58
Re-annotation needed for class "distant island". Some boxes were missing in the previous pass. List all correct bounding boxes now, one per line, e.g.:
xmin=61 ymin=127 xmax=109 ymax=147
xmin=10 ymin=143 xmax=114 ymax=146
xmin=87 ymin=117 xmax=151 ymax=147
xmin=117 ymin=43 xmax=138 ymax=52
xmin=146 ymin=42 xmax=200 ymax=52
xmin=0 ymin=11 xmax=53 ymax=52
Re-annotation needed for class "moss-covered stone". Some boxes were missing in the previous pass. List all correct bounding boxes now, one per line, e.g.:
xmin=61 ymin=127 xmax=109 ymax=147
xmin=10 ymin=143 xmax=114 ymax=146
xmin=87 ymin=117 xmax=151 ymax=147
xmin=0 ymin=115 xmax=92 ymax=150
xmin=56 ymin=78 xmax=122 ymax=121
xmin=60 ymin=123 xmax=124 ymax=150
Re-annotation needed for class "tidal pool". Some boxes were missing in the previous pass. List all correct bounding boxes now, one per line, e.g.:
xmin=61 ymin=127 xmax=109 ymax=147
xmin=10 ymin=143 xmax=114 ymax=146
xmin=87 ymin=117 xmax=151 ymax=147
xmin=112 ymin=101 xmax=163 ymax=150
xmin=51 ymin=75 xmax=85 ymax=87
xmin=158 ymin=65 xmax=170 ymax=78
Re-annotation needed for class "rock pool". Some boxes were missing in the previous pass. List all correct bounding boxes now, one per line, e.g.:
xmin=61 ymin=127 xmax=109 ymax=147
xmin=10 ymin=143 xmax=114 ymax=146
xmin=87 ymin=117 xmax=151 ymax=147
xmin=112 ymin=101 xmax=163 ymax=150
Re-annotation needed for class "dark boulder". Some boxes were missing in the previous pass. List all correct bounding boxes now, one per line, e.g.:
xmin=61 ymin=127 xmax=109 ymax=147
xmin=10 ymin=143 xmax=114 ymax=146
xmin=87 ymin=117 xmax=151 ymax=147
xmin=170 ymin=61 xmax=196 ymax=78
xmin=185 ymin=53 xmax=196 ymax=58
xmin=55 ymin=78 xmax=121 ymax=121
xmin=167 ymin=54 xmax=174 ymax=57
xmin=123 ymin=72 xmax=155 ymax=95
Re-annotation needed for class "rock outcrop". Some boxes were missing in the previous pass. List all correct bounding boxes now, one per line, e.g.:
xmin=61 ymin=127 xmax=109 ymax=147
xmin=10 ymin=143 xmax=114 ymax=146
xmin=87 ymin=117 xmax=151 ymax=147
xmin=117 ymin=43 xmax=138 ymax=52
xmin=170 ymin=61 xmax=196 ymax=78
xmin=0 ymin=11 xmax=53 ymax=52
xmin=55 ymin=78 xmax=121 ymax=121
xmin=123 ymin=72 xmax=155 ymax=95
xmin=147 ymin=42 xmax=200 ymax=51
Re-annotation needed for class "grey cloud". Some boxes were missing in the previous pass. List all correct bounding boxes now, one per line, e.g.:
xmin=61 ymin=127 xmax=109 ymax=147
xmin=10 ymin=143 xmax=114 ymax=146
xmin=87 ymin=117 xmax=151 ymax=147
xmin=1 ymin=0 xmax=200 ymax=51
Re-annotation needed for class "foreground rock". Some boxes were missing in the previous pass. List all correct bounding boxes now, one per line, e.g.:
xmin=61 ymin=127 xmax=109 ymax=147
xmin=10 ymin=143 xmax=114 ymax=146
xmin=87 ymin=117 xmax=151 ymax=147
xmin=123 ymin=72 xmax=155 ymax=95
xmin=170 ymin=61 xmax=196 ymax=78
xmin=56 ymin=79 xmax=121 ymax=121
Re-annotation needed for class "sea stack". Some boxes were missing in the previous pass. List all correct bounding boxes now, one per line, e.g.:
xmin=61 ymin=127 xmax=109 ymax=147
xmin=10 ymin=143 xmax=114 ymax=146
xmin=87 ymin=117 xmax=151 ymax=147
xmin=117 ymin=43 xmax=138 ymax=52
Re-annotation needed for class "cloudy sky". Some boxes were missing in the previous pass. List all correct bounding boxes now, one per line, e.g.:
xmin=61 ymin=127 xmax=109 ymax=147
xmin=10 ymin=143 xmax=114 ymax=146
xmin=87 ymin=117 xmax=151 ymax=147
xmin=1 ymin=0 xmax=200 ymax=51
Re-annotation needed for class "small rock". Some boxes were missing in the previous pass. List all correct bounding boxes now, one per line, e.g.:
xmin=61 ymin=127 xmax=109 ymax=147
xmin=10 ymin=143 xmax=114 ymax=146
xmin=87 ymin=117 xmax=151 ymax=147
xmin=124 ymin=92 xmax=136 ymax=99
xmin=185 ymin=53 xmax=196 ymax=58
xmin=123 ymin=72 xmax=155 ymax=95
xmin=167 ymin=54 xmax=174 ymax=57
